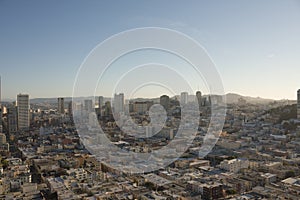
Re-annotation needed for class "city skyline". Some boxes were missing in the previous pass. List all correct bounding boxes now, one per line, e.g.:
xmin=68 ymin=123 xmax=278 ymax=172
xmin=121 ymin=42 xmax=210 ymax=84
xmin=1 ymin=90 xmax=299 ymax=102
xmin=1 ymin=2 xmax=300 ymax=199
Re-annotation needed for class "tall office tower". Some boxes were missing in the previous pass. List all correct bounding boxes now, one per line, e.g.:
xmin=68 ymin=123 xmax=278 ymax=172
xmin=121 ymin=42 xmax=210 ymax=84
xmin=68 ymin=101 xmax=73 ymax=117
xmin=160 ymin=95 xmax=170 ymax=111
xmin=113 ymin=93 xmax=124 ymax=113
xmin=297 ymin=89 xmax=300 ymax=119
xmin=98 ymin=96 xmax=104 ymax=109
xmin=180 ymin=92 xmax=188 ymax=104
xmin=104 ymin=101 xmax=112 ymax=116
xmin=7 ymin=104 xmax=18 ymax=134
xmin=57 ymin=98 xmax=65 ymax=114
xmin=84 ymin=99 xmax=93 ymax=112
xmin=17 ymin=94 xmax=30 ymax=130
xmin=196 ymin=91 xmax=202 ymax=107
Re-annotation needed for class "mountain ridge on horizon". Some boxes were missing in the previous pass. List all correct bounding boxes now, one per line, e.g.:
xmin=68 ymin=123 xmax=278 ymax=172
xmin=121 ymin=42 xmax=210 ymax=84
xmin=1 ymin=93 xmax=294 ymax=104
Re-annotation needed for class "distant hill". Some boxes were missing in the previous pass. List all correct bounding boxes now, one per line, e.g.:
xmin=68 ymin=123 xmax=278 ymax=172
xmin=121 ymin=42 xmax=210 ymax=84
xmin=2 ymin=93 xmax=292 ymax=105
xmin=225 ymin=93 xmax=275 ymax=104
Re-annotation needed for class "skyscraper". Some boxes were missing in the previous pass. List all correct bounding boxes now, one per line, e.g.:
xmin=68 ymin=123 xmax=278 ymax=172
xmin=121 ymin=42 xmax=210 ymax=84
xmin=104 ymin=101 xmax=112 ymax=116
xmin=113 ymin=93 xmax=124 ymax=114
xmin=84 ymin=99 xmax=93 ymax=112
xmin=196 ymin=91 xmax=202 ymax=108
xmin=297 ymin=89 xmax=300 ymax=119
xmin=98 ymin=96 xmax=104 ymax=109
xmin=160 ymin=95 xmax=170 ymax=111
xmin=58 ymin=98 xmax=65 ymax=114
xmin=17 ymin=94 xmax=30 ymax=130
xmin=68 ymin=101 xmax=73 ymax=116
xmin=7 ymin=104 xmax=18 ymax=134
xmin=180 ymin=92 xmax=188 ymax=104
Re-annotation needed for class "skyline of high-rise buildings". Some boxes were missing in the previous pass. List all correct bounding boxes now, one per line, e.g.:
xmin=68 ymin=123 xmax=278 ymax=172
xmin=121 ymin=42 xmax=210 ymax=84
xmin=1 ymin=88 xmax=300 ymax=119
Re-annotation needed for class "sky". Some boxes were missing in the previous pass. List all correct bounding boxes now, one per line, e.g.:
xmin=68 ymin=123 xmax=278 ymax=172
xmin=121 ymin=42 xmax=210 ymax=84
xmin=1 ymin=0 xmax=300 ymax=100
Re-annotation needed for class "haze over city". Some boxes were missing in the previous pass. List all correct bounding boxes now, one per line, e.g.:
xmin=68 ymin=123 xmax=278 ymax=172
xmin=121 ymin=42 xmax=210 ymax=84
xmin=2 ymin=1 xmax=300 ymax=200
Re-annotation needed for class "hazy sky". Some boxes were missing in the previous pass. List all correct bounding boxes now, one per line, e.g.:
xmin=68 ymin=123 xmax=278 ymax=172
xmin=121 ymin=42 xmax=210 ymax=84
xmin=1 ymin=0 xmax=300 ymax=100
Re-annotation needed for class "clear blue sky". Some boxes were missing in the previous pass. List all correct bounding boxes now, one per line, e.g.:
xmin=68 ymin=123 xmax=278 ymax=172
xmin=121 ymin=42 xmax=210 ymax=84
xmin=1 ymin=0 xmax=300 ymax=100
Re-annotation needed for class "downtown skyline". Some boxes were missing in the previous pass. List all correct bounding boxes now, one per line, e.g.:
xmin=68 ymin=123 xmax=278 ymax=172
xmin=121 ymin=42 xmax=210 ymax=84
xmin=1 ymin=1 xmax=300 ymax=100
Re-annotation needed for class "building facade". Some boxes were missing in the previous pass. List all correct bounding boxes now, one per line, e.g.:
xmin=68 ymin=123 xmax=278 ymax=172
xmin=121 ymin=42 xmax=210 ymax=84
xmin=196 ymin=91 xmax=202 ymax=108
xmin=160 ymin=95 xmax=170 ymax=112
xmin=98 ymin=96 xmax=104 ymax=109
xmin=84 ymin=99 xmax=93 ymax=113
xmin=17 ymin=94 xmax=30 ymax=130
xmin=7 ymin=104 xmax=18 ymax=134
xmin=113 ymin=93 xmax=124 ymax=114
xmin=57 ymin=98 xmax=65 ymax=114
xmin=180 ymin=92 xmax=188 ymax=105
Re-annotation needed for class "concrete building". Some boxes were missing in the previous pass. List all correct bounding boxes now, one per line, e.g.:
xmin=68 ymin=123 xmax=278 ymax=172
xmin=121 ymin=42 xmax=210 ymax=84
xmin=133 ymin=102 xmax=148 ymax=114
xmin=68 ymin=101 xmax=73 ymax=117
xmin=57 ymin=98 xmax=65 ymax=114
xmin=196 ymin=91 xmax=202 ymax=108
xmin=219 ymin=158 xmax=249 ymax=173
xmin=202 ymin=183 xmax=224 ymax=200
xmin=0 ymin=133 xmax=6 ymax=145
xmin=67 ymin=168 xmax=90 ymax=182
xmin=160 ymin=95 xmax=170 ymax=111
xmin=84 ymin=99 xmax=93 ymax=112
xmin=113 ymin=93 xmax=124 ymax=114
xmin=17 ymin=94 xmax=30 ymax=130
xmin=0 ymin=133 xmax=9 ymax=152
xmin=7 ymin=104 xmax=18 ymax=134
xmin=104 ymin=101 xmax=112 ymax=116
xmin=133 ymin=101 xmax=153 ymax=114
xmin=98 ymin=96 xmax=104 ymax=108
xmin=180 ymin=92 xmax=188 ymax=105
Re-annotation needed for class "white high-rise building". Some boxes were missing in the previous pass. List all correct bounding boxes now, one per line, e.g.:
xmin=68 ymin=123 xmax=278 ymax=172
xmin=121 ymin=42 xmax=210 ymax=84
xmin=17 ymin=94 xmax=30 ymax=130
xmin=297 ymin=89 xmax=300 ymax=119
xmin=180 ymin=92 xmax=188 ymax=104
xmin=113 ymin=93 xmax=124 ymax=114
